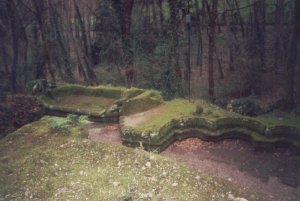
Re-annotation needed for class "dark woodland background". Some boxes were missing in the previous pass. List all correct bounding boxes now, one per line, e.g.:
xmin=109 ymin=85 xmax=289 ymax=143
xmin=0 ymin=0 xmax=299 ymax=109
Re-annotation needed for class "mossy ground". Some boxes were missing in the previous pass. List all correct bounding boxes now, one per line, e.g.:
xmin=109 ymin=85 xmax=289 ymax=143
xmin=132 ymin=99 xmax=196 ymax=132
xmin=126 ymin=98 xmax=300 ymax=133
xmin=41 ymin=95 xmax=115 ymax=113
xmin=129 ymin=99 xmax=237 ymax=132
xmin=0 ymin=116 xmax=262 ymax=201
xmin=255 ymin=111 xmax=300 ymax=128
xmin=121 ymin=98 xmax=300 ymax=152
xmin=120 ymin=90 xmax=163 ymax=116
xmin=50 ymin=84 xmax=126 ymax=99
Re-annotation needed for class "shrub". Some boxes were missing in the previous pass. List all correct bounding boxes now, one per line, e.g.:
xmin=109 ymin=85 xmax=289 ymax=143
xmin=229 ymin=97 xmax=261 ymax=116
xmin=50 ymin=118 xmax=71 ymax=135
xmin=66 ymin=114 xmax=80 ymax=123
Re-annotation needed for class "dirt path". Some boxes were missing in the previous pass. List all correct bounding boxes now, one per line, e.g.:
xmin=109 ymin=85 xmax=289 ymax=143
xmin=121 ymin=106 xmax=163 ymax=127
xmin=162 ymin=138 xmax=300 ymax=201
xmin=88 ymin=123 xmax=122 ymax=145
xmin=88 ymin=124 xmax=300 ymax=201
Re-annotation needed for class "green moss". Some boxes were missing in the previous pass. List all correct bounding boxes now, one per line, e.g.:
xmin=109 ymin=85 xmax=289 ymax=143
xmin=120 ymin=90 xmax=164 ymax=116
xmin=255 ymin=111 xmax=300 ymax=128
xmin=51 ymin=84 xmax=126 ymax=99
xmin=41 ymin=95 xmax=115 ymax=114
xmin=121 ymin=98 xmax=300 ymax=152
xmin=121 ymin=88 xmax=145 ymax=99
xmin=0 ymin=117 xmax=262 ymax=200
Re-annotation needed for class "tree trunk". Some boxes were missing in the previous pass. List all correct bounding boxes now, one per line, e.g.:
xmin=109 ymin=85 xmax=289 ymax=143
xmin=158 ymin=0 xmax=165 ymax=35
xmin=112 ymin=0 xmax=135 ymax=88
xmin=207 ymin=0 xmax=218 ymax=100
xmin=194 ymin=0 xmax=203 ymax=76
xmin=7 ymin=1 xmax=19 ymax=93
xmin=168 ymin=0 xmax=183 ymax=97
xmin=274 ymin=0 xmax=285 ymax=70
xmin=32 ymin=0 xmax=56 ymax=81
xmin=74 ymin=0 xmax=97 ymax=84
xmin=286 ymin=1 xmax=300 ymax=108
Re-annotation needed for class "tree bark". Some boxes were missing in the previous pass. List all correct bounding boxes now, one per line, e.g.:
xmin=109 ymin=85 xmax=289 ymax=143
xmin=7 ymin=1 xmax=19 ymax=93
xmin=274 ymin=0 xmax=285 ymax=70
xmin=207 ymin=0 xmax=218 ymax=100
xmin=112 ymin=0 xmax=135 ymax=88
xmin=194 ymin=0 xmax=203 ymax=76
xmin=168 ymin=0 xmax=183 ymax=97
xmin=74 ymin=0 xmax=97 ymax=84
xmin=286 ymin=1 xmax=300 ymax=108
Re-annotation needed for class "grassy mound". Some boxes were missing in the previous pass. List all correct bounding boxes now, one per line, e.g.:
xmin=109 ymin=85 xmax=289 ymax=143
xmin=0 ymin=116 xmax=262 ymax=200
xmin=121 ymin=99 xmax=300 ymax=152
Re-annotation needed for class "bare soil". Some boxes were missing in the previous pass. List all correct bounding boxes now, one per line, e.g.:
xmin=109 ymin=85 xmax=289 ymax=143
xmin=162 ymin=138 xmax=300 ymax=201
xmin=0 ymin=95 xmax=44 ymax=138
xmin=88 ymin=123 xmax=122 ymax=145
xmin=121 ymin=106 xmax=163 ymax=127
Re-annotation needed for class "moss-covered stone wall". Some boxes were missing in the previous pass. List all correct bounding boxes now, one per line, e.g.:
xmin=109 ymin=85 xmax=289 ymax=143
xmin=121 ymin=116 xmax=300 ymax=153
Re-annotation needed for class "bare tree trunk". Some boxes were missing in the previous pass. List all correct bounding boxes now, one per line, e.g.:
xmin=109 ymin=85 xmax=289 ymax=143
xmin=253 ymin=0 xmax=266 ymax=70
xmin=185 ymin=0 xmax=191 ymax=99
xmin=112 ymin=0 xmax=135 ymax=88
xmin=7 ymin=1 xmax=19 ymax=93
xmin=274 ymin=0 xmax=285 ymax=70
xmin=48 ymin=0 xmax=74 ymax=82
xmin=158 ymin=0 xmax=165 ymax=31
xmin=168 ymin=0 xmax=183 ymax=97
xmin=215 ymin=48 xmax=224 ymax=79
xmin=32 ymin=0 xmax=55 ymax=81
xmin=151 ymin=0 xmax=158 ymax=33
xmin=286 ymin=1 xmax=300 ymax=108
xmin=0 ymin=44 xmax=9 ymax=75
xmin=73 ymin=0 xmax=97 ymax=84
xmin=233 ymin=0 xmax=245 ymax=37
xmin=207 ymin=0 xmax=218 ymax=99
xmin=194 ymin=0 xmax=203 ymax=76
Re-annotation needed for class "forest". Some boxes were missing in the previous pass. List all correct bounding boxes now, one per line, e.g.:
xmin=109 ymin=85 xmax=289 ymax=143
xmin=0 ymin=0 xmax=299 ymax=105
xmin=1 ymin=0 xmax=300 ymax=200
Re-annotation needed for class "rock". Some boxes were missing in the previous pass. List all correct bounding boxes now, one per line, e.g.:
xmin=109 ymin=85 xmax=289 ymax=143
xmin=228 ymin=193 xmax=248 ymax=201
xmin=112 ymin=181 xmax=120 ymax=187
xmin=172 ymin=182 xmax=178 ymax=187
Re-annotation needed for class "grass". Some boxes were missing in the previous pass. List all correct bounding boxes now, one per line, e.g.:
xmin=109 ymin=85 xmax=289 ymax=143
xmin=0 ymin=116 xmax=262 ymax=201
xmin=255 ymin=111 xmax=300 ymax=128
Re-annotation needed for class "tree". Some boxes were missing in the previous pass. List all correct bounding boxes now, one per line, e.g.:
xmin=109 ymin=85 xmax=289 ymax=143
xmin=286 ymin=1 xmax=300 ymax=108
xmin=206 ymin=0 xmax=218 ymax=100
xmin=112 ymin=0 xmax=135 ymax=88
xmin=167 ymin=0 xmax=183 ymax=97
